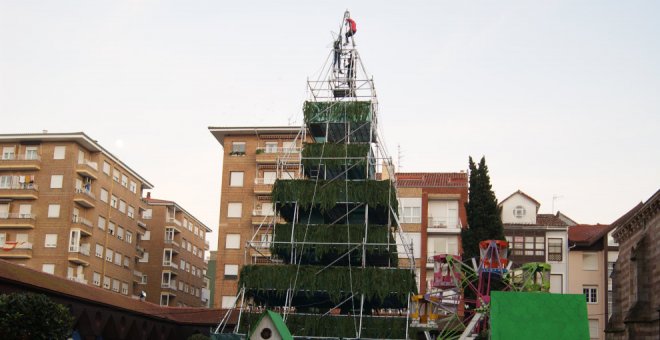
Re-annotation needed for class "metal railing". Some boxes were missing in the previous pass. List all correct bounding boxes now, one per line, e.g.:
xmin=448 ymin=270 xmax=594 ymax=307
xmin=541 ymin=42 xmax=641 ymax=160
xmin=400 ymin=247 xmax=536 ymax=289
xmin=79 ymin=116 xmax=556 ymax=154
xmin=427 ymin=218 xmax=461 ymax=229
xmin=69 ymin=243 xmax=90 ymax=255
xmin=256 ymin=146 xmax=301 ymax=154
xmin=252 ymin=209 xmax=275 ymax=217
xmin=164 ymin=238 xmax=180 ymax=247
xmin=74 ymin=188 xmax=96 ymax=199
xmin=253 ymin=178 xmax=276 ymax=185
xmin=1 ymin=154 xmax=41 ymax=161
xmin=72 ymin=216 xmax=93 ymax=228
xmin=67 ymin=276 xmax=88 ymax=284
xmin=0 ymin=183 xmax=38 ymax=190
xmin=166 ymin=218 xmax=182 ymax=227
xmin=78 ymin=159 xmax=98 ymax=170
xmin=0 ymin=213 xmax=36 ymax=219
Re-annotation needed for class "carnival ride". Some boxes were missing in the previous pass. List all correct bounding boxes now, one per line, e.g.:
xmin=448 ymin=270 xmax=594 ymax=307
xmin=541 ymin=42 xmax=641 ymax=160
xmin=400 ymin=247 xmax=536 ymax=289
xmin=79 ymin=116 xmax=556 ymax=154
xmin=410 ymin=240 xmax=551 ymax=339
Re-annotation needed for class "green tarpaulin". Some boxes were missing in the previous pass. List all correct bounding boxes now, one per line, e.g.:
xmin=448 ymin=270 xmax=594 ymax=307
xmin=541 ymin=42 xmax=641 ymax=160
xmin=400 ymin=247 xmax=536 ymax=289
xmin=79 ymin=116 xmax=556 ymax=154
xmin=490 ymin=291 xmax=589 ymax=340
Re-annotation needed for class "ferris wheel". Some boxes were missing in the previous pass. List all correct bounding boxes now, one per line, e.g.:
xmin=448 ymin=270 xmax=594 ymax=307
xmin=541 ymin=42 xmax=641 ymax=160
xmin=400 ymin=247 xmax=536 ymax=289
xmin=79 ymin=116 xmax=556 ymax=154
xmin=410 ymin=240 xmax=551 ymax=339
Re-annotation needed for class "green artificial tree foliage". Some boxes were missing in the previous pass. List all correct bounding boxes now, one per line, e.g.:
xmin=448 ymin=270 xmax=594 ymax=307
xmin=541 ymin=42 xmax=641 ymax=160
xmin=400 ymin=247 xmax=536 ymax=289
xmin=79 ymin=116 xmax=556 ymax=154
xmin=0 ymin=292 xmax=74 ymax=340
xmin=461 ymin=156 xmax=505 ymax=260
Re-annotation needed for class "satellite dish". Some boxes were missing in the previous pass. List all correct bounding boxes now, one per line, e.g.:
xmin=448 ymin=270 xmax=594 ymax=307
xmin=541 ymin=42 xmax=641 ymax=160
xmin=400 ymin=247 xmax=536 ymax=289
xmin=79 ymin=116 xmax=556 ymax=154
xmin=140 ymin=291 xmax=147 ymax=300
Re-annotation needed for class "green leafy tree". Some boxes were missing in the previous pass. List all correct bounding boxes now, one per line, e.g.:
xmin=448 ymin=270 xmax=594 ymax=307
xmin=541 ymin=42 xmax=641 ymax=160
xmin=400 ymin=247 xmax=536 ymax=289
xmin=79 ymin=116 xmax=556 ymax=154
xmin=0 ymin=292 xmax=74 ymax=340
xmin=461 ymin=156 xmax=505 ymax=260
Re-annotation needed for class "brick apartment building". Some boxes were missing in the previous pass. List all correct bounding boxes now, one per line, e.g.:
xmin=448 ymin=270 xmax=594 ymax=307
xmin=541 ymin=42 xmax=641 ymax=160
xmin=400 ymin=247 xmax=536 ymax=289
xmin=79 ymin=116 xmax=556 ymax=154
xmin=0 ymin=132 xmax=153 ymax=297
xmin=209 ymin=126 xmax=303 ymax=308
xmin=140 ymin=197 xmax=212 ymax=307
xmin=390 ymin=172 xmax=468 ymax=294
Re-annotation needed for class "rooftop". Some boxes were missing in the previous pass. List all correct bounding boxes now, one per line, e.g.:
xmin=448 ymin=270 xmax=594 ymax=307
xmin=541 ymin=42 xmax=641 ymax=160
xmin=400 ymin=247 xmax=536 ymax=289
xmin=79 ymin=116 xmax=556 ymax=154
xmin=568 ymin=224 xmax=613 ymax=246
xmin=0 ymin=132 xmax=154 ymax=189
xmin=395 ymin=172 xmax=468 ymax=188
xmin=144 ymin=197 xmax=213 ymax=232
xmin=208 ymin=126 xmax=301 ymax=147
xmin=0 ymin=259 xmax=229 ymax=325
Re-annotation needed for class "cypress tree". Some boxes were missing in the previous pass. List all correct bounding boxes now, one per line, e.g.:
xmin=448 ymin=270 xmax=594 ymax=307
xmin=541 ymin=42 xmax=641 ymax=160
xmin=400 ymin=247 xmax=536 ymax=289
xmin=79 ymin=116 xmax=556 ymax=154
xmin=461 ymin=156 xmax=505 ymax=260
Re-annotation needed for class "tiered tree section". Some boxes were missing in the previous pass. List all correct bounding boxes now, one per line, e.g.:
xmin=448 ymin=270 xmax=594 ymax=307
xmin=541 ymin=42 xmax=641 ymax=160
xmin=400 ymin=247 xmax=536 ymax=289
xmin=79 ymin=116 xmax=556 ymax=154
xmin=238 ymin=100 xmax=416 ymax=338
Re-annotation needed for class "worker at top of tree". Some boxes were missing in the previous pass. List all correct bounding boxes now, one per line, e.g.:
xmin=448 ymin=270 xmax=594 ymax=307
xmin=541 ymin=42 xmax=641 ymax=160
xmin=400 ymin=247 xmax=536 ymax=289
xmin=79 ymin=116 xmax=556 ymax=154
xmin=344 ymin=17 xmax=357 ymax=45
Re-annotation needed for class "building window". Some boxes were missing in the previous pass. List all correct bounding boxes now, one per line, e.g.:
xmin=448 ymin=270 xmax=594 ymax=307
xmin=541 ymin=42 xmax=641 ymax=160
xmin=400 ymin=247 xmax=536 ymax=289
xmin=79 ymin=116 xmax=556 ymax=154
xmin=588 ymin=319 xmax=599 ymax=339
xmin=42 ymin=264 xmax=55 ymax=274
xmin=163 ymin=249 xmax=173 ymax=266
xmin=222 ymin=296 xmax=237 ymax=308
xmin=513 ymin=205 xmax=526 ymax=218
xmin=226 ymin=234 xmax=241 ymax=249
xmin=229 ymin=172 xmax=244 ymax=187
xmin=2 ymin=146 xmax=15 ymax=160
xmin=105 ymin=248 xmax=113 ymax=262
xmin=121 ymin=282 xmax=128 ymax=295
xmin=114 ymin=252 xmax=122 ymax=265
xmin=110 ymin=195 xmax=118 ymax=208
xmin=103 ymin=161 xmax=111 ymax=175
xmin=399 ymin=198 xmax=422 ymax=223
xmin=50 ymin=175 xmax=63 ymax=189
xmin=224 ymin=264 xmax=239 ymax=280
xmin=227 ymin=202 xmax=242 ymax=218
xmin=117 ymin=226 xmax=124 ymax=240
xmin=119 ymin=200 xmax=126 ymax=213
xmin=44 ymin=234 xmax=58 ymax=248
xmin=100 ymin=188 xmax=108 ymax=202
xmin=25 ymin=146 xmax=38 ymax=160
xmin=264 ymin=142 xmax=278 ymax=153
xmin=583 ymin=253 xmax=598 ymax=271
xmin=126 ymin=231 xmax=133 ymax=244
xmin=53 ymin=146 xmax=66 ymax=160
xmin=92 ymin=272 xmax=101 ymax=286
xmin=113 ymin=169 xmax=120 ymax=182
xmin=548 ymin=238 xmax=563 ymax=261
xmin=127 ymin=206 xmax=135 ymax=218
xmin=583 ymin=286 xmax=598 ymax=304
xmin=160 ymin=293 xmax=172 ymax=306
xmin=103 ymin=276 xmax=111 ymax=289
xmin=230 ymin=142 xmax=246 ymax=155
xmin=121 ymin=174 xmax=128 ymax=187
xmin=108 ymin=222 xmax=115 ymax=235
xmin=112 ymin=279 xmax=120 ymax=292
xmin=95 ymin=244 xmax=103 ymax=258
xmin=506 ymin=235 xmax=545 ymax=257
xmin=47 ymin=204 xmax=60 ymax=218
xmin=98 ymin=216 xmax=106 ymax=230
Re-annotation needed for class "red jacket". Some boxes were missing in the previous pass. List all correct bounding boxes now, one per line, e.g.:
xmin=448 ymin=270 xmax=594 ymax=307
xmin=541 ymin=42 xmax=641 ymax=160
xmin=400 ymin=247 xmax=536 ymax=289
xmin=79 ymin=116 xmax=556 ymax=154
xmin=346 ymin=18 xmax=357 ymax=32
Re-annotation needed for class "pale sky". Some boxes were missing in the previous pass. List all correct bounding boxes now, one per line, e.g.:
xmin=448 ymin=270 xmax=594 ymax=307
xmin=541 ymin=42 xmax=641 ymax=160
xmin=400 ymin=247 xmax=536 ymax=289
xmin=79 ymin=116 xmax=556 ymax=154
xmin=1 ymin=1 xmax=658 ymax=251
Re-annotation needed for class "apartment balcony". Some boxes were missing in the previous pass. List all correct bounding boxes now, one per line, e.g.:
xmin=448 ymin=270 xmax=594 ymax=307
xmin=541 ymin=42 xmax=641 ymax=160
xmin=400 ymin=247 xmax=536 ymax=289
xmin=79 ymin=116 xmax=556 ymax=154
xmin=166 ymin=218 xmax=182 ymax=228
xmin=427 ymin=218 xmax=462 ymax=234
xmin=137 ymin=219 xmax=147 ymax=229
xmin=68 ymin=243 xmax=91 ymax=266
xmin=135 ymin=246 xmax=145 ymax=259
xmin=251 ymin=209 xmax=278 ymax=225
xmin=255 ymin=146 xmax=301 ymax=164
xmin=253 ymin=178 xmax=274 ymax=194
xmin=0 ymin=213 xmax=36 ymax=229
xmin=164 ymin=239 xmax=180 ymax=251
xmin=71 ymin=216 xmax=94 ymax=232
xmin=0 ymin=242 xmax=33 ymax=259
xmin=0 ymin=155 xmax=41 ymax=171
xmin=73 ymin=188 xmax=96 ymax=208
xmin=67 ymin=276 xmax=88 ymax=285
xmin=161 ymin=281 xmax=178 ymax=291
xmin=0 ymin=183 xmax=38 ymax=200
xmin=162 ymin=261 xmax=179 ymax=272
xmin=76 ymin=160 xmax=99 ymax=179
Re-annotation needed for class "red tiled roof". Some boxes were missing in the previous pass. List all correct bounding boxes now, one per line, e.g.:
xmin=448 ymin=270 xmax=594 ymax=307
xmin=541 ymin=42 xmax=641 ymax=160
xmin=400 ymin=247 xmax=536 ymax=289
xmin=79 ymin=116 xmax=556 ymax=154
xmin=144 ymin=197 xmax=175 ymax=204
xmin=568 ymin=224 xmax=613 ymax=246
xmin=0 ymin=259 xmax=233 ymax=325
xmin=395 ymin=172 xmax=468 ymax=188
xmin=500 ymin=190 xmax=541 ymax=207
xmin=536 ymin=214 xmax=569 ymax=226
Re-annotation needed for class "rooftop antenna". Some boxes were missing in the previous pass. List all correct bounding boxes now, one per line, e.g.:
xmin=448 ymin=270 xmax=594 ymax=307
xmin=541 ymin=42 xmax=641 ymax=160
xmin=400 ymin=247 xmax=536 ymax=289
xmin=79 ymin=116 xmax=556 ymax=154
xmin=552 ymin=194 xmax=563 ymax=214
xmin=397 ymin=144 xmax=403 ymax=172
